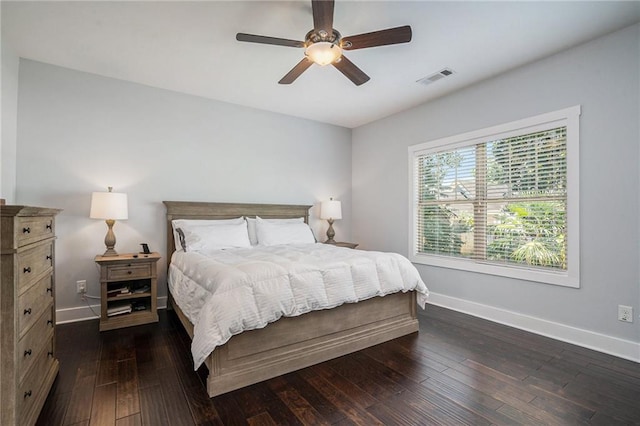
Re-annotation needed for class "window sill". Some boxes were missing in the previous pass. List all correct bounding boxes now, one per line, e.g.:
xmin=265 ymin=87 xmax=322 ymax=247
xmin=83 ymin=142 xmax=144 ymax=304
xmin=410 ymin=253 xmax=579 ymax=288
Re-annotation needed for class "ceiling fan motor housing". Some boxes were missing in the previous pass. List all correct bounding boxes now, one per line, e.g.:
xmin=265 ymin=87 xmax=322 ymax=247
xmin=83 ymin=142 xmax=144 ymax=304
xmin=305 ymin=29 xmax=340 ymax=46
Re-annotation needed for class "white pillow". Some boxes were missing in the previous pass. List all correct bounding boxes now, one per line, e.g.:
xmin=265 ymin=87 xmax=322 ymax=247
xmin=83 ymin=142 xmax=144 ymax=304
xmin=182 ymin=222 xmax=251 ymax=251
xmin=256 ymin=217 xmax=315 ymax=246
xmin=171 ymin=218 xmax=245 ymax=251
xmin=246 ymin=216 xmax=304 ymax=245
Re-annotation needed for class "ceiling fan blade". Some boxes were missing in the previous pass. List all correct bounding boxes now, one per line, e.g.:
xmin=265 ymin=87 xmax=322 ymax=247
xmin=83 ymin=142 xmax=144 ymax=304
xmin=279 ymin=58 xmax=313 ymax=84
xmin=342 ymin=25 xmax=412 ymax=50
xmin=332 ymin=55 xmax=370 ymax=86
xmin=312 ymin=0 xmax=334 ymax=34
xmin=236 ymin=33 xmax=304 ymax=48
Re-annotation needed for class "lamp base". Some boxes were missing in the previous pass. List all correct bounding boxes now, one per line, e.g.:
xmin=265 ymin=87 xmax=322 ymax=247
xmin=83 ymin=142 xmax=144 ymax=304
xmin=325 ymin=219 xmax=336 ymax=244
xmin=102 ymin=248 xmax=119 ymax=257
xmin=102 ymin=219 xmax=119 ymax=257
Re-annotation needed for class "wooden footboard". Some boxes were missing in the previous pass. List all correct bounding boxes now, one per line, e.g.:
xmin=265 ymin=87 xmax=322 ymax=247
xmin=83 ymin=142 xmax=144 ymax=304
xmin=170 ymin=291 xmax=418 ymax=397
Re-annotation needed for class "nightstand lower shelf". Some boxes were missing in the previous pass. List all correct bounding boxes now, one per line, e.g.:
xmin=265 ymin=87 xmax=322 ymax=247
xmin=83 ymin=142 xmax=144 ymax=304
xmin=100 ymin=310 xmax=159 ymax=331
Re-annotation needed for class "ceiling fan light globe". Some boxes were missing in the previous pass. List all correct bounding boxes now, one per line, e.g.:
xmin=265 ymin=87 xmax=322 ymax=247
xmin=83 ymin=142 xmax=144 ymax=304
xmin=305 ymin=41 xmax=342 ymax=66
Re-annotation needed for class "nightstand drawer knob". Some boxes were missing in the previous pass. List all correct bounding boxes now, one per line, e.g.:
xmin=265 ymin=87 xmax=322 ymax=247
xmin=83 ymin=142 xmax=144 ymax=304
xmin=46 ymin=222 xmax=52 ymax=230
xmin=47 ymin=287 xmax=53 ymax=293
xmin=24 ymin=349 xmax=32 ymax=357
xmin=23 ymin=266 xmax=32 ymax=273
xmin=48 ymin=351 xmax=54 ymax=357
xmin=47 ymin=319 xmax=54 ymax=326
xmin=24 ymin=308 xmax=32 ymax=315
xmin=24 ymin=390 xmax=32 ymax=399
xmin=127 ymin=271 xmax=132 ymax=275
xmin=47 ymin=255 xmax=53 ymax=260
xmin=23 ymin=227 xmax=31 ymax=234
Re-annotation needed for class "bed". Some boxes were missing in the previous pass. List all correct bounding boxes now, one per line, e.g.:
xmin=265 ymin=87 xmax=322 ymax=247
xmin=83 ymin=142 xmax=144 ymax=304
xmin=163 ymin=200 xmax=428 ymax=397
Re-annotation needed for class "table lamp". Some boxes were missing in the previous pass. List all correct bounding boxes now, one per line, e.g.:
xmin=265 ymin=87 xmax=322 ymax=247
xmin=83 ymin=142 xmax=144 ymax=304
xmin=320 ymin=198 xmax=342 ymax=244
xmin=90 ymin=187 xmax=128 ymax=256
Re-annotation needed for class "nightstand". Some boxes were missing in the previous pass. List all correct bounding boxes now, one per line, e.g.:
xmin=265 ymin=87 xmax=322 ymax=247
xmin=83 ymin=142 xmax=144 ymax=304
xmin=95 ymin=252 xmax=160 ymax=331
xmin=325 ymin=241 xmax=359 ymax=249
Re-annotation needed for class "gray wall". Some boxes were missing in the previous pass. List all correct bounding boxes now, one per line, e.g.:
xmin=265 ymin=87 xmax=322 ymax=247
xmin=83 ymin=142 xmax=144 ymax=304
xmin=1 ymin=39 xmax=19 ymax=203
xmin=16 ymin=60 xmax=352 ymax=318
xmin=352 ymin=24 xmax=639 ymax=343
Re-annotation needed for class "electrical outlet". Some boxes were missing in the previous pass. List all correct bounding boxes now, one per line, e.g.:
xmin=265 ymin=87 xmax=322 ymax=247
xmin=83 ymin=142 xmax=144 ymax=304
xmin=76 ymin=280 xmax=87 ymax=294
xmin=618 ymin=305 xmax=633 ymax=323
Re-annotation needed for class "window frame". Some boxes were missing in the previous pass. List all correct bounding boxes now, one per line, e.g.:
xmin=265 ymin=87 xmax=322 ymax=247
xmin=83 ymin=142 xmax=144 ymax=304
xmin=408 ymin=106 xmax=581 ymax=288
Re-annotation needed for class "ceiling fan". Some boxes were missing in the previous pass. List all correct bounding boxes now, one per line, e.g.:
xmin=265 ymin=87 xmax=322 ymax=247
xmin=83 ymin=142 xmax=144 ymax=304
xmin=236 ymin=0 xmax=412 ymax=86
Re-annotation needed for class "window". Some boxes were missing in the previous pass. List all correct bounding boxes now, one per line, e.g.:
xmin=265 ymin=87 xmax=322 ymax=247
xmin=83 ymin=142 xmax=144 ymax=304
xmin=409 ymin=106 xmax=580 ymax=287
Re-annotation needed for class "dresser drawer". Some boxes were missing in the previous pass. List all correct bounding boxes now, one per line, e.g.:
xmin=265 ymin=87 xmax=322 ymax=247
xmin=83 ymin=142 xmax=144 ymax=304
xmin=18 ymin=306 xmax=55 ymax=383
xmin=18 ymin=273 xmax=54 ymax=337
xmin=107 ymin=263 xmax=151 ymax=280
xmin=16 ymin=216 xmax=55 ymax=248
xmin=18 ymin=338 xmax=55 ymax=423
xmin=17 ymin=241 xmax=54 ymax=293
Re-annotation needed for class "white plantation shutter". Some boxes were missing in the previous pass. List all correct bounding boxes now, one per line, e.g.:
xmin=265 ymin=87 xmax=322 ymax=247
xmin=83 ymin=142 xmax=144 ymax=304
xmin=409 ymin=106 xmax=580 ymax=287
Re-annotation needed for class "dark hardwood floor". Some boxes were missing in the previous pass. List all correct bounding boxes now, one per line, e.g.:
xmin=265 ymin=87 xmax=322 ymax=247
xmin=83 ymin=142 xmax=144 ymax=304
xmin=37 ymin=305 xmax=640 ymax=425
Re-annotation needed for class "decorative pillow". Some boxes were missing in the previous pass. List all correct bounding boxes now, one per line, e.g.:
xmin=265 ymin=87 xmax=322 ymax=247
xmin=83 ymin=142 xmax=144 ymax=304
xmin=171 ymin=218 xmax=245 ymax=251
xmin=182 ymin=222 xmax=251 ymax=251
xmin=255 ymin=217 xmax=315 ymax=246
xmin=246 ymin=216 xmax=304 ymax=245
xmin=176 ymin=228 xmax=187 ymax=251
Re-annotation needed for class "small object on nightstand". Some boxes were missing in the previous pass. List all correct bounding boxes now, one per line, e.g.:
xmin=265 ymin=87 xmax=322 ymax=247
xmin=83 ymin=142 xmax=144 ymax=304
xmin=95 ymin=252 xmax=160 ymax=331
xmin=325 ymin=241 xmax=359 ymax=249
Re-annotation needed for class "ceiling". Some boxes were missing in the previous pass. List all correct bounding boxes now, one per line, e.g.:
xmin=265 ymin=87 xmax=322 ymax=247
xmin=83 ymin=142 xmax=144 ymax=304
xmin=3 ymin=1 xmax=639 ymax=128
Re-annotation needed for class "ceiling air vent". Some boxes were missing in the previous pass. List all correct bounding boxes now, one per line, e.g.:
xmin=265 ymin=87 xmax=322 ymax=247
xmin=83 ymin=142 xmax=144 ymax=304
xmin=417 ymin=68 xmax=455 ymax=86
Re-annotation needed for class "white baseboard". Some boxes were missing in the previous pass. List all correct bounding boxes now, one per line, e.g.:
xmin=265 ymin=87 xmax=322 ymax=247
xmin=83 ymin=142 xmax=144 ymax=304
xmin=425 ymin=292 xmax=640 ymax=363
xmin=56 ymin=296 xmax=168 ymax=324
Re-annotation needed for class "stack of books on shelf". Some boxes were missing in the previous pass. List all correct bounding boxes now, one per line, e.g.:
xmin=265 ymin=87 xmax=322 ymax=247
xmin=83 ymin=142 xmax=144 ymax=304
xmin=107 ymin=301 xmax=132 ymax=317
xmin=107 ymin=285 xmax=130 ymax=298
xmin=132 ymin=284 xmax=151 ymax=294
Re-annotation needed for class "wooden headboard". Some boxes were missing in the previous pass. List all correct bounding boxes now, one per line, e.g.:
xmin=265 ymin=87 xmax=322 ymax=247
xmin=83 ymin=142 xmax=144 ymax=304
xmin=162 ymin=201 xmax=312 ymax=261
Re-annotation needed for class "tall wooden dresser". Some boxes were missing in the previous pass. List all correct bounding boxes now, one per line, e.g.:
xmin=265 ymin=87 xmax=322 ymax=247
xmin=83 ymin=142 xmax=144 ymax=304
xmin=1 ymin=205 xmax=61 ymax=426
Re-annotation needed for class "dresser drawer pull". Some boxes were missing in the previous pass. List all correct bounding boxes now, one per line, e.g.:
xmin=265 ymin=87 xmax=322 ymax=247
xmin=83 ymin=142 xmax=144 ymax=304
xmin=24 ymin=349 xmax=32 ymax=357
xmin=47 ymin=287 xmax=53 ymax=294
xmin=23 ymin=227 xmax=31 ymax=234
xmin=47 ymin=255 xmax=53 ymax=260
xmin=127 ymin=271 xmax=132 ymax=275
xmin=47 ymin=319 xmax=54 ymax=326
xmin=46 ymin=222 xmax=53 ymax=230
xmin=24 ymin=390 xmax=32 ymax=399
xmin=48 ymin=351 xmax=54 ymax=358
xmin=24 ymin=308 xmax=32 ymax=315
xmin=24 ymin=266 xmax=32 ymax=273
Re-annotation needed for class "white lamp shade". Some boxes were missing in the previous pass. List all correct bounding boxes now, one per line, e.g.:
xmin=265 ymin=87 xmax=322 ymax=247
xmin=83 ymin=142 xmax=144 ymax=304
xmin=320 ymin=199 xmax=342 ymax=220
xmin=90 ymin=191 xmax=128 ymax=220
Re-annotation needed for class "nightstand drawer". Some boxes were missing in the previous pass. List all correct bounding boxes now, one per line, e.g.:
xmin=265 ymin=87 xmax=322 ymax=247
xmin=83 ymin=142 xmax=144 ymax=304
xmin=106 ymin=263 xmax=151 ymax=280
xmin=17 ymin=241 xmax=54 ymax=293
xmin=18 ymin=306 xmax=55 ymax=382
xmin=15 ymin=216 xmax=54 ymax=248
xmin=18 ymin=272 xmax=54 ymax=337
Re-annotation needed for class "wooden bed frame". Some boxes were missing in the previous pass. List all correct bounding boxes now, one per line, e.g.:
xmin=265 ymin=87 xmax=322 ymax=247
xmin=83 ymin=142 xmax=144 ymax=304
xmin=163 ymin=201 xmax=419 ymax=397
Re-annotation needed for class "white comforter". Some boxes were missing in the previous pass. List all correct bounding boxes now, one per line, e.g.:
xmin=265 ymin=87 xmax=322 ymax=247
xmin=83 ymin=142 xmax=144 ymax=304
xmin=169 ymin=243 xmax=429 ymax=369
